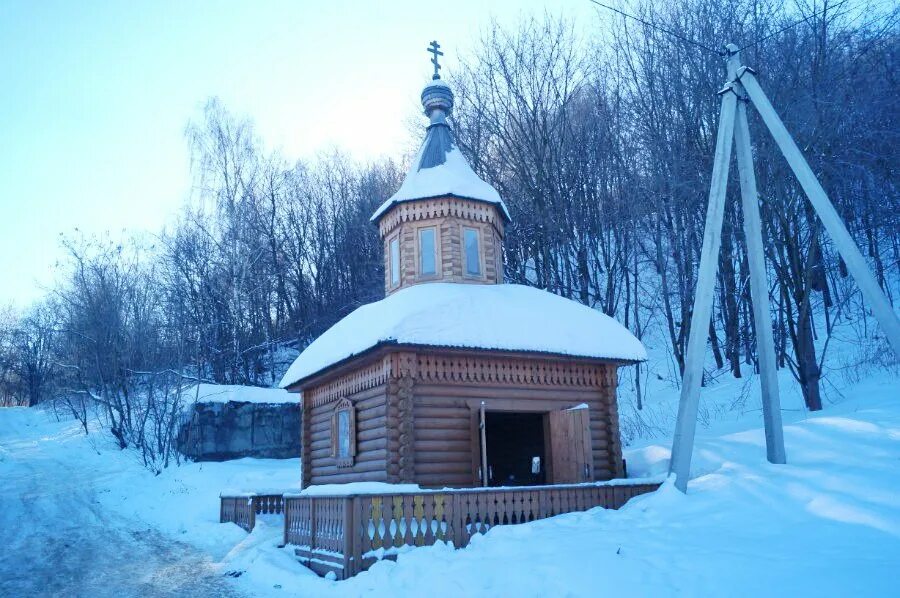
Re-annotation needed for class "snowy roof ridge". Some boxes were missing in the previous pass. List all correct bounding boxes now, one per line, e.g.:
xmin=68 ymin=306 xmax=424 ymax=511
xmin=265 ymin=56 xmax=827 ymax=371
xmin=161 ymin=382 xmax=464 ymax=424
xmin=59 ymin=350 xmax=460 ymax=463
xmin=370 ymin=78 xmax=510 ymax=223
xmin=279 ymin=283 xmax=646 ymax=389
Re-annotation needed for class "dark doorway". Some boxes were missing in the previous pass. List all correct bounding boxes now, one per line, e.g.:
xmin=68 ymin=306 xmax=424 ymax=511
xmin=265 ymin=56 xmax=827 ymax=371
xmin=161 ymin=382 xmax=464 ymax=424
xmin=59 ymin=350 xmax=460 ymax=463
xmin=485 ymin=412 xmax=546 ymax=487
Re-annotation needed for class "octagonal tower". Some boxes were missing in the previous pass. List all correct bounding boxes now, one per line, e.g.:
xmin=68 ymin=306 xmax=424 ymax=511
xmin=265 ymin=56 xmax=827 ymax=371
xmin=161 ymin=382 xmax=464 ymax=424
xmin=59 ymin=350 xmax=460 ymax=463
xmin=370 ymin=77 xmax=510 ymax=295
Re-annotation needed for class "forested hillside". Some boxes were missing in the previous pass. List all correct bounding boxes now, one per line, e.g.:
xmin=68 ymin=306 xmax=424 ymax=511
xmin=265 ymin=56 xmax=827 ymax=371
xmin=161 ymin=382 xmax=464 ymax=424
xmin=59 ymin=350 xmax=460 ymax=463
xmin=1 ymin=0 xmax=896 ymax=468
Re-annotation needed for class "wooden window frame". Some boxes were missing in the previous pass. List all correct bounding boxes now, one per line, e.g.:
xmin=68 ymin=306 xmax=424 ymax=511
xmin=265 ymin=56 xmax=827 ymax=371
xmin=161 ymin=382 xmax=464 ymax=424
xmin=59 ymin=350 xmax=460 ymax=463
xmin=388 ymin=234 xmax=401 ymax=289
xmin=415 ymin=225 xmax=439 ymax=280
xmin=331 ymin=398 xmax=356 ymax=468
xmin=462 ymin=225 xmax=484 ymax=279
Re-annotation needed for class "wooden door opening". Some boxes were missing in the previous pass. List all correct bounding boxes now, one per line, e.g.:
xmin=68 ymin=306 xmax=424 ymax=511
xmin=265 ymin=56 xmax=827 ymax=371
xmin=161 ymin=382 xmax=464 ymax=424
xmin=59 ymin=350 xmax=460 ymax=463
xmin=484 ymin=412 xmax=546 ymax=487
xmin=548 ymin=406 xmax=593 ymax=484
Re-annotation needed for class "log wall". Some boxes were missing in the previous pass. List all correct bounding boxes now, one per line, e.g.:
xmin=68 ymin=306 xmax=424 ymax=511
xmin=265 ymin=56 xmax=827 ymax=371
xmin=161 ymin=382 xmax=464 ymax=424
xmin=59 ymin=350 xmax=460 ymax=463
xmin=306 ymin=383 xmax=389 ymax=485
xmin=299 ymin=347 xmax=626 ymax=489
xmin=409 ymin=352 xmax=623 ymax=486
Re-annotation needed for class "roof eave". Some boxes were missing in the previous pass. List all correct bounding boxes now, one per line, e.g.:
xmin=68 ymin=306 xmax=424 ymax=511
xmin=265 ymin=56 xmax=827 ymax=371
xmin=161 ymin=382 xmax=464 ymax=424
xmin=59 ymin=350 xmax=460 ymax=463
xmin=282 ymin=340 xmax=645 ymax=392
xmin=369 ymin=193 xmax=511 ymax=225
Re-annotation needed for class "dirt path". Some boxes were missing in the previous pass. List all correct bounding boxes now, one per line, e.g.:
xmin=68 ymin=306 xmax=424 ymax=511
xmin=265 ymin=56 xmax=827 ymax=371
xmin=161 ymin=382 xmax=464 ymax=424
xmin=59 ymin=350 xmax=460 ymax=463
xmin=0 ymin=425 xmax=243 ymax=598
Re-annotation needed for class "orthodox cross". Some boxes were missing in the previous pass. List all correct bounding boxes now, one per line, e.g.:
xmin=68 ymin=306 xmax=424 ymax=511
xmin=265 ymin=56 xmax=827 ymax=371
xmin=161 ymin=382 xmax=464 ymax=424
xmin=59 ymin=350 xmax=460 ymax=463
xmin=427 ymin=40 xmax=443 ymax=79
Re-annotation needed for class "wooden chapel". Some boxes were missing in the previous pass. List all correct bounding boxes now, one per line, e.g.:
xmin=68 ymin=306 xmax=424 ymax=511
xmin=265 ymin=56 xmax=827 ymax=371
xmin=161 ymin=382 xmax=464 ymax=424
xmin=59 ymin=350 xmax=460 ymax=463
xmin=280 ymin=52 xmax=646 ymax=490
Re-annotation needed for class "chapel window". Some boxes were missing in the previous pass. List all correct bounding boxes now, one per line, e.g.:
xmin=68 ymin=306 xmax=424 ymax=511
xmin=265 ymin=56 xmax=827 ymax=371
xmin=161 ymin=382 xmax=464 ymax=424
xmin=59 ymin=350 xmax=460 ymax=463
xmin=419 ymin=227 xmax=436 ymax=276
xmin=464 ymin=227 xmax=481 ymax=276
xmin=332 ymin=399 xmax=356 ymax=467
xmin=390 ymin=236 xmax=400 ymax=287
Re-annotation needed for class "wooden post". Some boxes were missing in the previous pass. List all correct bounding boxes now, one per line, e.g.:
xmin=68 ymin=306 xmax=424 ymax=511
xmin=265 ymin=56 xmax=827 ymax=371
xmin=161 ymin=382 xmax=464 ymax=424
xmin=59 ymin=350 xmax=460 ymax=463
xmin=309 ymin=498 xmax=317 ymax=556
xmin=479 ymin=401 xmax=488 ymax=487
xmin=737 ymin=67 xmax=900 ymax=358
xmin=729 ymin=45 xmax=787 ymax=465
xmin=343 ymin=496 xmax=356 ymax=577
xmin=451 ymin=492 xmax=467 ymax=548
xmin=283 ymin=498 xmax=290 ymax=546
xmin=669 ymin=56 xmax=739 ymax=493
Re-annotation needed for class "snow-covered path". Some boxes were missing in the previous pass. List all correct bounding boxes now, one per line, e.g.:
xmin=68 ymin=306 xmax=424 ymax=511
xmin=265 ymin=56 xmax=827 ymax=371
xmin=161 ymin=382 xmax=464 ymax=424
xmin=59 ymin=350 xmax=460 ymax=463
xmin=0 ymin=415 xmax=243 ymax=598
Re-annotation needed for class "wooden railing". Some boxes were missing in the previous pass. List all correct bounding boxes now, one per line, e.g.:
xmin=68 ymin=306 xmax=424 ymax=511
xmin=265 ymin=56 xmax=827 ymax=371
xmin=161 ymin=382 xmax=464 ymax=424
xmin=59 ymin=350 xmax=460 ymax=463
xmin=283 ymin=481 xmax=660 ymax=579
xmin=220 ymin=493 xmax=285 ymax=532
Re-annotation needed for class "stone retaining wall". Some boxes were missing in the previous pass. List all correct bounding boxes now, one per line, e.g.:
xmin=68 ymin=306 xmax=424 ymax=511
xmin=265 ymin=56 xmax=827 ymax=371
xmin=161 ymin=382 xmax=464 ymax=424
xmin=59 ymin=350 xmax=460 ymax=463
xmin=178 ymin=401 xmax=300 ymax=461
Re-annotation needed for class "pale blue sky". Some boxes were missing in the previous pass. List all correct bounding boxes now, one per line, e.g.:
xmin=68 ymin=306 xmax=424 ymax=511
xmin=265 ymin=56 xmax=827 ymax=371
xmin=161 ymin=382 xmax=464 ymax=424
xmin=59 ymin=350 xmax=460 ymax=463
xmin=0 ymin=0 xmax=597 ymax=308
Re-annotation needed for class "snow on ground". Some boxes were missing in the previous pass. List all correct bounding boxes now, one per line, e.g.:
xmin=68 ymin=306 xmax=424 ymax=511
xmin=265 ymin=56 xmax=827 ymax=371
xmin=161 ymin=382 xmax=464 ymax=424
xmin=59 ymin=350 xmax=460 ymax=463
xmin=242 ymin=368 xmax=899 ymax=598
xmin=0 ymin=408 xmax=299 ymax=596
xmin=2 ymin=363 xmax=898 ymax=596
xmin=292 ymin=482 xmax=423 ymax=496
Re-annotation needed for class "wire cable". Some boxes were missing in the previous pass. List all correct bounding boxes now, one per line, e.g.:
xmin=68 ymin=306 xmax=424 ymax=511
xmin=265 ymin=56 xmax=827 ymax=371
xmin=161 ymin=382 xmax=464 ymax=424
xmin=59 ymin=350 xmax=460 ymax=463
xmin=737 ymin=0 xmax=854 ymax=52
xmin=586 ymin=0 xmax=723 ymax=55
xmin=587 ymin=0 xmax=866 ymax=57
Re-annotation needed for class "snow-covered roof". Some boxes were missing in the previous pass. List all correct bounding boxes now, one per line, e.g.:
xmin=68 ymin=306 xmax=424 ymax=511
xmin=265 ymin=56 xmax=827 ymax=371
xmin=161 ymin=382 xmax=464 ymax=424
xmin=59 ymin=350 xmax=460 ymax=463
xmin=370 ymin=79 xmax=510 ymax=223
xmin=371 ymin=143 xmax=510 ymax=222
xmin=279 ymin=283 xmax=646 ymax=388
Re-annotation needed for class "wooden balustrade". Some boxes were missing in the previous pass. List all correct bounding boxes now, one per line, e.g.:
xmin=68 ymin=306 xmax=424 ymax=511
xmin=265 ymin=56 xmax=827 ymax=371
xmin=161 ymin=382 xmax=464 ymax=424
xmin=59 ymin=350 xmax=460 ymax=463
xmin=220 ymin=493 xmax=285 ymax=532
xmin=283 ymin=481 xmax=660 ymax=579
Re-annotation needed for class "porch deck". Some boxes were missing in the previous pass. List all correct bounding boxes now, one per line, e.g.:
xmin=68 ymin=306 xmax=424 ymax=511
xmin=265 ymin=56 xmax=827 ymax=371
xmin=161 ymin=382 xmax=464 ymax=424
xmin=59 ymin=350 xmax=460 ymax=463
xmin=221 ymin=479 xmax=662 ymax=579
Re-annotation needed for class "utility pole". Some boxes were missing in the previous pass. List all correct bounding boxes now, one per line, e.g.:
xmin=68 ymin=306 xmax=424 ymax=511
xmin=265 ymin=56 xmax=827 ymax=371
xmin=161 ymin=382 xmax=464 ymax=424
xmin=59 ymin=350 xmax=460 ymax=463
xmin=670 ymin=44 xmax=900 ymax=493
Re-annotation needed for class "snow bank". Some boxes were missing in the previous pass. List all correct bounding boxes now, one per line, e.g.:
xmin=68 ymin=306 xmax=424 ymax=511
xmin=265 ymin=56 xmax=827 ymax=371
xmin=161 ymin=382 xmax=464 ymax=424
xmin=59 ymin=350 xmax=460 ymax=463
xmin=280 ymin=283 xmax=647 ymax=388
xmin=184 ymin=384 xmax=296 ymax=405
xmin=288 ymin=482 xmax=423 ymax=497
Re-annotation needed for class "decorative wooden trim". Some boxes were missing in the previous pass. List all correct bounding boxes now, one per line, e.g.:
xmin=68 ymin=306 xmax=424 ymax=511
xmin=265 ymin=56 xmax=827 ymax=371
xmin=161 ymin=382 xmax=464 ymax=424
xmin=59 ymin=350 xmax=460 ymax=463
xmin=392 ymin=352 xmax=417 ymax=483
xmin=415 ymin=353 xmax=610 ymax=388
xmin=304 ymin=357 xmax=390 ymax=407
xmin=378 ymin=196 xmax=505 ymax=239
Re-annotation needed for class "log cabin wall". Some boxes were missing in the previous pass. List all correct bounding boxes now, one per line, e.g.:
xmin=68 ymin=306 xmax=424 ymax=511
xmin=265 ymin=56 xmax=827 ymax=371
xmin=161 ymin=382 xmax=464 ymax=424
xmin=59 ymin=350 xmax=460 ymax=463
xmin=299 ymin=347 xmax=625 ymax=489
xmin=301 ymin=356 xmax=392 ymax=487
xmin=407 ymin=351 xmax=624 ymax=487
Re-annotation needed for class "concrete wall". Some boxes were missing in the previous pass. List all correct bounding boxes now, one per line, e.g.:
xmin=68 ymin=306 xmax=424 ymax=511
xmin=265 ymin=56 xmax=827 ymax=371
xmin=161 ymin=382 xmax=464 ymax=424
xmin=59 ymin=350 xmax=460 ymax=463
xmin=177 ymin=401 xmax=300 ymax=461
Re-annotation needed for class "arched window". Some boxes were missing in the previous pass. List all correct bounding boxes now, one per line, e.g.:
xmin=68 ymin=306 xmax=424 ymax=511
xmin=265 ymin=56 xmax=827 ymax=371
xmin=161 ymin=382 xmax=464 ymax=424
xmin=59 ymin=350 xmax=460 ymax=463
xmin=331 ymin=398 xmax=356 ymax=467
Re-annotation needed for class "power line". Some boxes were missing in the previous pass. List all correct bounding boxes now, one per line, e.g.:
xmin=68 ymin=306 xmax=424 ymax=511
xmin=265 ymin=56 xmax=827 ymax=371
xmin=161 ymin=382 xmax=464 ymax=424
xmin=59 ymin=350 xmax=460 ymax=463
xmin=737 ymin=0 xmax=853 ymax=52
xmin=586 ymin=0 xmax=722 ymax=55
xmin=587 ymin=0 xmax=867 ymax=57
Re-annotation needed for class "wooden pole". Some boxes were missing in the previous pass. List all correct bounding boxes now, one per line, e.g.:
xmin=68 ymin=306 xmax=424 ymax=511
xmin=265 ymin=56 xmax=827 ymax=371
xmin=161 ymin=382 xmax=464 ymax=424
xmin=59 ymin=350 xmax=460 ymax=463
xmin=729 ymin=46 xmax=787 ymax=465
xmin=669 ymin=69 xmax=739 ymax=493
xmin=479 ymin=401 xmax=488 ymax=487
xmin=738 ymin=68 xmax=900 ymax=358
